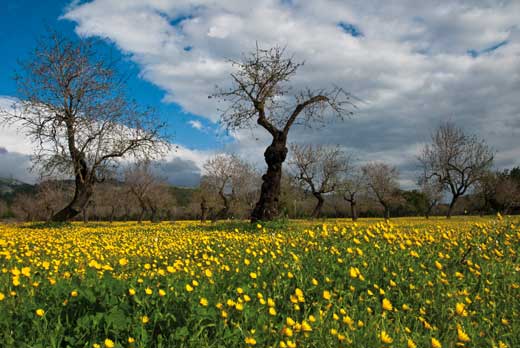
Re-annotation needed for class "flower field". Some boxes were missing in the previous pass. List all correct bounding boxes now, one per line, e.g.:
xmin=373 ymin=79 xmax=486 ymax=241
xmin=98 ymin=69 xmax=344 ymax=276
xmin=0 ymin=217 xmax=518 ymax=348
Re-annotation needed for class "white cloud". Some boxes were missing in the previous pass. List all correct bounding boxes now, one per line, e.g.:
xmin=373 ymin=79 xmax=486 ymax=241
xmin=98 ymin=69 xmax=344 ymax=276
xmin=188 ymin=119 xmax=203 ymax=130
xmin=29 ymin=1 xmax=520 ymax=186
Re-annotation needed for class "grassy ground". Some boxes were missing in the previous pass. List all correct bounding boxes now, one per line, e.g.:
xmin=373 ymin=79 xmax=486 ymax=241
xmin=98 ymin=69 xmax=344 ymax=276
xmin=0 ymin=216 xmax=518 ymax=347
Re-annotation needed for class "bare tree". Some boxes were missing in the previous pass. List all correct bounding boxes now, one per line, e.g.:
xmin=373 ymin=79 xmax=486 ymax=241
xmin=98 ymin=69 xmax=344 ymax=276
xmin=362 ymin=162 xmax=400 ymax=219
xmin=0 ymin=32 xmax=169 ymax=221
xmin=340 ymin=168 xmax=364 ymax=221
xmin=418 ymin=175 xmax=444 ymax=219
xmin=35 ymin=180 xmax=71 ymax=221
xmin=289 ymin=144 xmax=348 ymax=218
xmin=125 ymin=161 xmax=170 ymax=223
xmin=11 ymin=193 xmax=37 ymax=221
xmin=201 ymin=154 xmax=258 ymax=219
xmin=214 ymin=45 xmax=354 ymax=222
xmin=419 ymin=122 xmax=493 ymax=218
xmin=495 ymin=176 xmax=520 ymax=214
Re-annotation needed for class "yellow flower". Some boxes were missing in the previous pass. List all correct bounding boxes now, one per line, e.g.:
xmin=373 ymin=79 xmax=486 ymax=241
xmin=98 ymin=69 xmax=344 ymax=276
xmin=119 ymin=258 xmax=128 ymax=266
xmin=145 ymin=287 xmax=153 ymax=295
xmin=0 ymin=292 xmax=5 ymax=301
xmin=104 ymin=339 xmax=115 ymax=348
xmin=382 ymin=298 xmax=393 ymax=311
xmin=283 ymin=327 xmax=293 ymax=337
xmin=200 ymin=297 xmax=209 ymax=306
xmin=185 ymin=284 xmax=194 ymax=292
xmin=407 ymin=338 xmax=417 ymax=348
xmin=128 ymin=337 xmax=135 ymax=343
xmin=141 ymin=315 xmax=149 ymax=324
xmin=36 ymin=308 xmax=45 ymax=317
xmin=431 ymin=337 xmax=442 ymax=348
xmin=498 ymin=340 xmax=508 ymax=348
xmin=457 ymin=328 xmax=470 ymax=342
xmin=70 ymin=290 xmax=78 ymax=297
xmin=269 ymin=307 xmax=277 ymax=316
xmin=93 ymin=344 xmax=101 ymax=348
xmin=323 ymin=290 xmax=331 ymax=300
xmin=286 ymin=317 xmax=296 ymax=326
xmin=434 ymin=261 xmax=443 ymax=270
xmin=249 ymin=272 xmax=257 ymax=279
xmin=301 ymin=320 xmax=312 ymax=332
xmin=21 ymin=267 xmax=31 ymax=277
xmin=158 ymin=289 xmax=166 ymax=297
xmin=245 ymin=336 xmax=257 ymax=345
xmin=286 ymin=340 xmax=296 ymax=348
xmin=455 ymin=302 xmax=468 ymax=316
xmin=380 ymin=331 xmax=393 ymax=344
xmin=128 ymin=288 xmax=136 ymax=296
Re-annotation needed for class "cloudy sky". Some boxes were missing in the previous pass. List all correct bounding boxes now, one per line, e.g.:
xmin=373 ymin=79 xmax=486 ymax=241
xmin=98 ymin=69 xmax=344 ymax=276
xmin=1 ymin=0 xmax=519 ymax=187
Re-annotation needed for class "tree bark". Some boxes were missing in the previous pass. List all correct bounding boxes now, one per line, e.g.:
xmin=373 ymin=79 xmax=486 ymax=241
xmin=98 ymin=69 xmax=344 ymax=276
xmin=218 ymin=190 xmax=230 ymax=219
xmin=447 ymin=195 xmax=459 ymax=219
xmin=311 ymin=192 xmax=324 ymax=218
xmin=251 ymin=136 xmax=287 ymax=222
xmin=350 ymin=200 xmax=357 ymax=221
xmin=383 ymin=204 xmax=390 ymax=220
xmin=200 ymin=198 xmax=207 ymax=223
xmin=51 ymin=182 xmax=93 ymax=222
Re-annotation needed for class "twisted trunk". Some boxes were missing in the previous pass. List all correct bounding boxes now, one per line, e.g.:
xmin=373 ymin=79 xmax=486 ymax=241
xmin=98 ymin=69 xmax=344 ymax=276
xmin=311 ymin=192 xmax=324 ymax=218
xmin=251 ymin=135 xmax=287 ymax=222
xmin=447 ymin=195 xmax=459 ymax=219
xmin=350 ymin=200 xmax=357 ymax=221
xmin=200 ymin=197 xmax=207 ymax=223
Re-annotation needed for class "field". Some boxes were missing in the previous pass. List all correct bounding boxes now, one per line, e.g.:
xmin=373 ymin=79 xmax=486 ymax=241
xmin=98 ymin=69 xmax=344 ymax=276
xmin=0 ymin=216 xmax=518 ymax=348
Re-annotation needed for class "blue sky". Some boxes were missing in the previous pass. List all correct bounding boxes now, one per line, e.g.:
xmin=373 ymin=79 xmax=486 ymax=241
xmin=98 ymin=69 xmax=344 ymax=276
xmin=0 ymin=0 xmax=219 ymax=151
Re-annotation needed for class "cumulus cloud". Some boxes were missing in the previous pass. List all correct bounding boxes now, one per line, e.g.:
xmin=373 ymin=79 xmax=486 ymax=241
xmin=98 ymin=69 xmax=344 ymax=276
xmin=19 ymin=1 xmax=520 ymax=187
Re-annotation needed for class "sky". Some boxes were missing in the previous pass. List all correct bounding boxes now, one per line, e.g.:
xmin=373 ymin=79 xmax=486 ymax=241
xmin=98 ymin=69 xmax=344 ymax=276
xmin=1 ymin=0 xmax=519 ymax=188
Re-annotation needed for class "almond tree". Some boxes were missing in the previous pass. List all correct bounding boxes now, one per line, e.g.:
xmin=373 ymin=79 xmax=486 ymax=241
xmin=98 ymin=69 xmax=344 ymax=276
xmin=340 ymin=168 xmax=364 ymax=221
xmin=419 ymin=122 xmax=493 ymax=218
xmin=362 ymin=162 xmax=400 ymax=219
xmin=289 ymin=144 xmax=348 ymax=218
xmin=0 ymin=32 xmax=169 ymax=221
xmin=215 ymin=45 xmax=354 ymax=222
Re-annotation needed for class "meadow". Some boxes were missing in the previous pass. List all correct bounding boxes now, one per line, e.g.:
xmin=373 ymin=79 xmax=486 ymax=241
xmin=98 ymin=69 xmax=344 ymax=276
xmin=0 ymin=216 xmax=518 ymax=348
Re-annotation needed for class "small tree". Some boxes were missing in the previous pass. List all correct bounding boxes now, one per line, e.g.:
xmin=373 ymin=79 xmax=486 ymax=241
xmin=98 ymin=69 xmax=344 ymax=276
xmin=419 ymin=122 xmax=493 ymax=218
xmin=215 ymin=45 xmax=354 ymax=222
xmin=289 ymin=144 xmax=348 ymax=218
xmin=418 ymin=175 xmax=444 ymax=219
xmin=11 ymin=193 xmax=37 ymax=221
xmin=125 ymin=161 xmax=171 ymax=223
xmin=340 ymin=168 xmax=364 ymax=221
xmin=201 ymin=154 xmax=257 ymax=220
xmin=35 ymin=180 xmax=71 ymax=221
xmin=0 ymin=32 xmax=169 ymax=221
xmin=362 ymin=162 xmax=400 ymax=219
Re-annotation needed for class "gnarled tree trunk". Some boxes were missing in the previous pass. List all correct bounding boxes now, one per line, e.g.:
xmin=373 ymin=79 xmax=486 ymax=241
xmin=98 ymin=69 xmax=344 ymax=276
xmin=200 ymin=198 xmax=207 ymax=223
xmin=350 ymin=200 xmax=357 ymax=221
xmin=251 ymin=136 xmax=287 ymax=222
xmin=52 ymin=182 xmax=93 ymax=222
xmin=447 ymin=195 xmax=459 ymax=219
xmin=311 ymin=192 xmax=324 ymax=218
